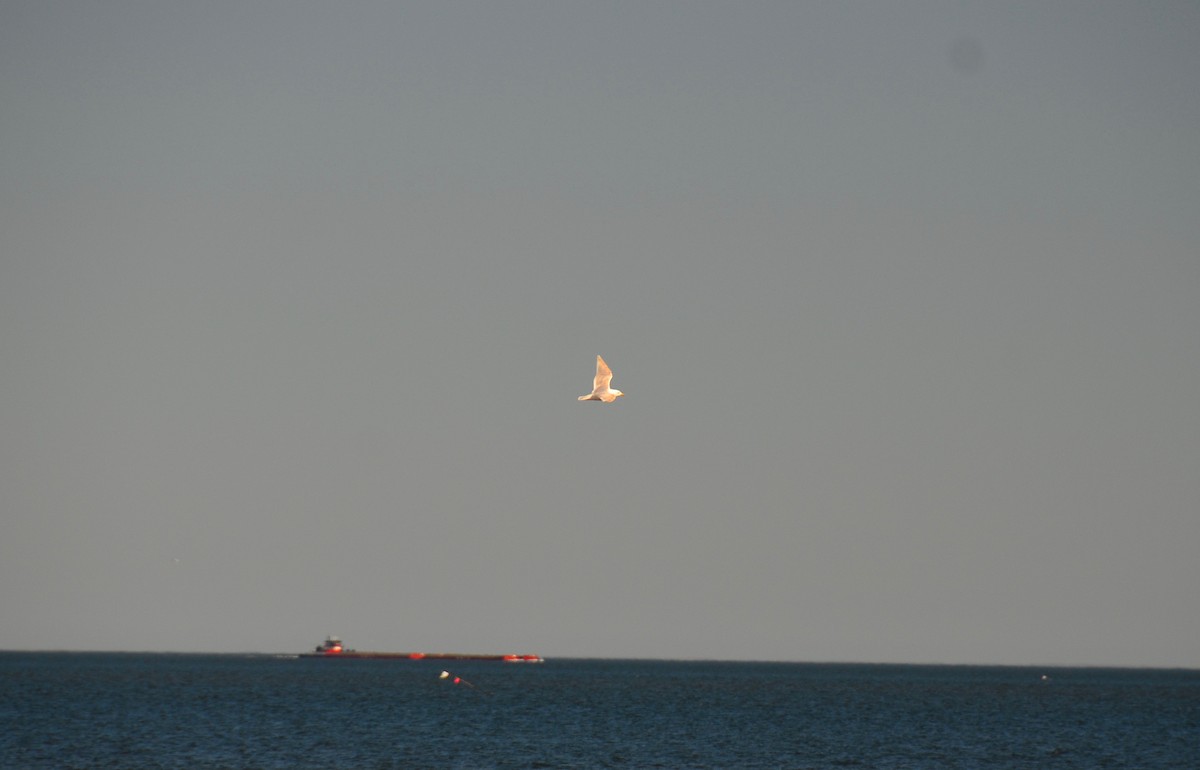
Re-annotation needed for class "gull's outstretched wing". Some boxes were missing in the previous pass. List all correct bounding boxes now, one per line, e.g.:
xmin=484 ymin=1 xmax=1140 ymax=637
xmin=593 ymin=355 xmax=614 ymax=392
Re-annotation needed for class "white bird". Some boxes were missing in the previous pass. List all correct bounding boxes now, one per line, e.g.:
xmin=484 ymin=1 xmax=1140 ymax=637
xmin=578 ymin=355 xmax=625 ymax=402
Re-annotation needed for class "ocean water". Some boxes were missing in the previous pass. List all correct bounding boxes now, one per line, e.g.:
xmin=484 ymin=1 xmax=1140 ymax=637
xmin=2 ymin=653 xmax=1197 ymax=769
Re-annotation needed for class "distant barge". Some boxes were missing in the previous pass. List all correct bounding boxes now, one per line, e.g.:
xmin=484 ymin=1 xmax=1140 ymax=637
xmin=298 ymin=636 xmax=543 ymax=663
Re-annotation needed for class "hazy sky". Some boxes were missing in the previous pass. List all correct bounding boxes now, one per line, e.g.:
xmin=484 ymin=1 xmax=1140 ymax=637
xmin=2 ymin=1 xmax=1197 ymax=667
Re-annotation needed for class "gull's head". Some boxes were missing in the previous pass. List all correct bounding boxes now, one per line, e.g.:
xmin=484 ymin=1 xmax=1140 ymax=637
xmin=612 ymin=390 xmax=625 ymax=398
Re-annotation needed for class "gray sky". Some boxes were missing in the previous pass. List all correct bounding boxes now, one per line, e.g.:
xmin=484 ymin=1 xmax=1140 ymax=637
xmin=2 ymin=1 xmax=1197 ymax=667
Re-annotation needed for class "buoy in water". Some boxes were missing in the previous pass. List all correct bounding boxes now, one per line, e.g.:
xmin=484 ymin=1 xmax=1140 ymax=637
xmin=440 ymin=670 xmax=468 ymax=686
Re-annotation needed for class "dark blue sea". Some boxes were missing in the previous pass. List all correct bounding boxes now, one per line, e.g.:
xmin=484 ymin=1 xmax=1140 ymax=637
xmin=2 ymin=653 xmax=1197 ymax=769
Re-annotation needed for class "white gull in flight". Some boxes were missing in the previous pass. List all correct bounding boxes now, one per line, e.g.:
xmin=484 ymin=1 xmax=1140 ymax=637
xmin=578 ymin=355 xmax=625 ymax=402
